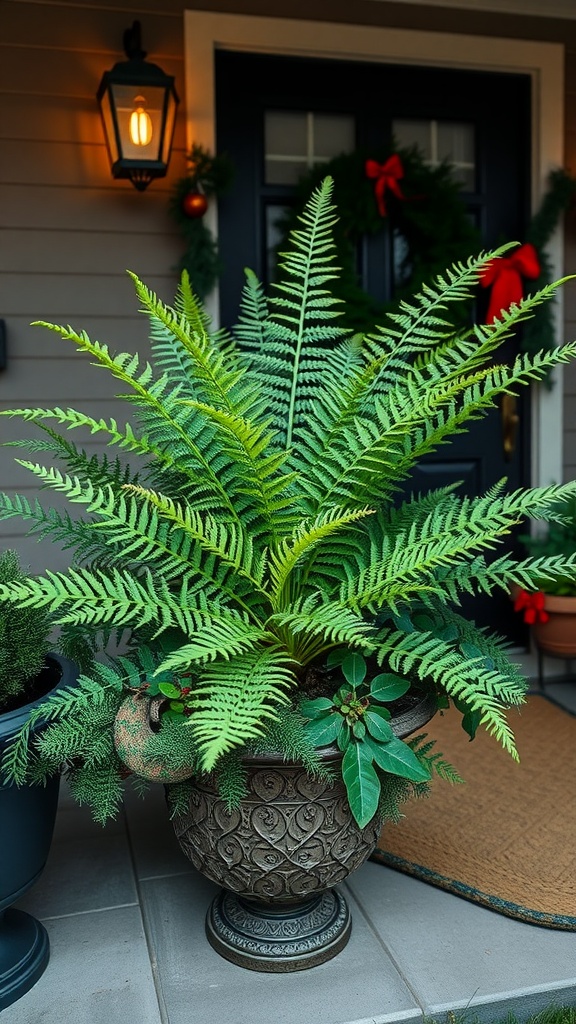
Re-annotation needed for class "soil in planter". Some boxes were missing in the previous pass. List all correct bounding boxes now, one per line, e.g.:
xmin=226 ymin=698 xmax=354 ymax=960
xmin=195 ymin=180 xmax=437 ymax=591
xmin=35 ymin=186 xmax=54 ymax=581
xmin=301 ymin=663 xmax=434 ymax=720
xmin=0 ymin=658 xmax=62 ymax=716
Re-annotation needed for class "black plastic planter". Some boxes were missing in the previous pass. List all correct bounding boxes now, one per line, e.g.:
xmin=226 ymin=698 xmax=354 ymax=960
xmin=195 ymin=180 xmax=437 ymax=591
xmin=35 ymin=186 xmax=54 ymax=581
xmin=0 ymin=653 xmax=76 ymax=1011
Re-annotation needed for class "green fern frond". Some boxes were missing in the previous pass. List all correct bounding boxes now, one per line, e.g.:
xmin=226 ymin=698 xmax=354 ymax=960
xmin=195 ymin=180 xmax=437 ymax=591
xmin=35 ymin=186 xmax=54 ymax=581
xmin=0 ymin=565 xmax=207 ymax=634
xmin=268 ymin=505 xmax=374 ymax=607
xmin=234 ymin=178 xmax=348 ymax=449
xmin=66 ymin=760 xmax=125 ymax=824
xmin=408 ymin=733 xmax=465 ymax=784
xmin=267 ymin=600 xmax=375 ymax=663
xmin=156 ymin=617 xmax=276 ymax=672
xmin=189 ymin=649 xmax=297 ymax=770
xmin=234 ymin=267 xmax=271 ymax=356
xmin=177 ymin=399 xmax=299 ymax=537
xmin=128 ymin=272 xmax=253 ymax=417
xmin=375 ymin=625 xmax=524 ymax=757
xmin=1 ymin=666 xmax=123 ymax=785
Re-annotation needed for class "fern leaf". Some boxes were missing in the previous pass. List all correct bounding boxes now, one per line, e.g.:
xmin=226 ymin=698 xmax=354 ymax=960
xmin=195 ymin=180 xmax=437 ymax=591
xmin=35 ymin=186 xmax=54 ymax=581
xmin=189 ymin=649 xmax=297 ymax=770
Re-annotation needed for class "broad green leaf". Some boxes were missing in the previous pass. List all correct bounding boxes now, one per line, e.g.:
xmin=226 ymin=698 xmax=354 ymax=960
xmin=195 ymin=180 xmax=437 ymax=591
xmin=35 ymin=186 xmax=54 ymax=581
xmin=461 ymin=709 xmax=482 ymax=740
xmin=438 ymin=623 xmax=459 ymax=642
xmin=300 ymin=697 xmax=335 ymax=719
xmin=169 ymin=700 xmax=185 ymax=714
xmin=326 ymin=648 xmax=347 ymax=668
xmin=342 ymin=742 xmax=381 ymax=827
xmin=364 ymin=710 xmax=393 ymax=742
xmin=352 ymin=720 xmax=366 ymax=740
xmin=159 ymin=682 xmax=182 ymax=699
xmin=342 ymin=652 xmax=366 ymax=687
xmin=303 ymin=712 xmax=342 ymax=748
xmin=392 ymin=609 xmax=414 ymax=633
xmin=337 ymin=723 xmax=351 ymax=752
xmin=162 ymin=708 xmax=185 ymax=724
xmin=459 ymin=642 xmax=484 ymax=661
xmin=413 ymin=613 xmax=435 ymax=632
xmin=370 ymin=673 xmax=410 ymax=703
xmin=368 ymin=705 xmax=391 ymax=721
xmin=366 ymin=734 xmax=431 ymax=783
xmin=452 ymin=694 xmax=482 ymax=740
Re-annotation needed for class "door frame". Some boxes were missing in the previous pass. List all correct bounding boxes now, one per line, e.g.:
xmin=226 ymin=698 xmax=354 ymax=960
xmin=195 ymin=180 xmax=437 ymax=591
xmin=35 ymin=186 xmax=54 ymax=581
xmin=183 ymin=10 xmax=565 ymax=490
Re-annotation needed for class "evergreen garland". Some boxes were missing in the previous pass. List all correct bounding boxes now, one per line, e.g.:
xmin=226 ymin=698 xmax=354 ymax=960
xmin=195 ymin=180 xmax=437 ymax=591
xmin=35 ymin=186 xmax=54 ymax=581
xmin=0 ymin=551 xmax=51 ymax=710
xmin=523 ymin=169 xmax=576 ymax=369
xmin=274 ymin=145 xmax=481 ymax=334
xmin=169 ymin=144 xmax=233 ymax=300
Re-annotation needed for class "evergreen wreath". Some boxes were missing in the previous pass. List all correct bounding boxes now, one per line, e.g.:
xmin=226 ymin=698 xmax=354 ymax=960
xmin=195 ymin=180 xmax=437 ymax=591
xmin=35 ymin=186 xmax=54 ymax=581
xmin=169 ymin=144 xmax=233 ymax=300
xmin=275 ymin=145 xmax=481 ymax=334
xmin=277 ymin=153 xmax=576 ymax=364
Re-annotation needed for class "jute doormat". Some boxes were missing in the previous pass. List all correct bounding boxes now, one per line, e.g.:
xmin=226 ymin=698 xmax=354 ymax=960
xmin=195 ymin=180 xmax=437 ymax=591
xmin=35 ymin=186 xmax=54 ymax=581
xmin=370 ymin=694 xmax=576 ymax=928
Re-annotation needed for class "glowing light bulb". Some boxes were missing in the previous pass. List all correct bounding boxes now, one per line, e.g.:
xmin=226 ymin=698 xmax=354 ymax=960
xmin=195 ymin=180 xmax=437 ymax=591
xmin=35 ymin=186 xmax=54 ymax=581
xmin=129 ymin=97 xmax=152 ymax=147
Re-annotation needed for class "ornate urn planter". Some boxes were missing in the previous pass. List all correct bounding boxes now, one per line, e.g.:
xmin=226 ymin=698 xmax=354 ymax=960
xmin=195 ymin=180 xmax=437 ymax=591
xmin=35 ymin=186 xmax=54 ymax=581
xmin=173 ymin=691 xmax=436 ymax=972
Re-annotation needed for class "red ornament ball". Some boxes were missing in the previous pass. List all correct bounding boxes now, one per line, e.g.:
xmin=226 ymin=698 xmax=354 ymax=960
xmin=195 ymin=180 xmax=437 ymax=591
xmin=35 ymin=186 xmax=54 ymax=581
xmin=182 ymin=190 xmax=208 ymax=218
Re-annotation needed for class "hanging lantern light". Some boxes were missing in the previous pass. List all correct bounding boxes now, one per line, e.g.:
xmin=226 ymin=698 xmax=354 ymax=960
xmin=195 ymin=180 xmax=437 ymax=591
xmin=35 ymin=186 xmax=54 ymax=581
xmin=97 ymin=21 xmax=179 ymax=191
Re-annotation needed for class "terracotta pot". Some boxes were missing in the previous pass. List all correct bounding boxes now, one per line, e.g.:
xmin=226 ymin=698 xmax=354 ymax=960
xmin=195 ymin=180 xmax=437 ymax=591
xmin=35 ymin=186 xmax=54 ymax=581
xmin=532 ymin=593 xmax=576 ymax=658
xmin=172 ymin=691 xmax=436 ymax=972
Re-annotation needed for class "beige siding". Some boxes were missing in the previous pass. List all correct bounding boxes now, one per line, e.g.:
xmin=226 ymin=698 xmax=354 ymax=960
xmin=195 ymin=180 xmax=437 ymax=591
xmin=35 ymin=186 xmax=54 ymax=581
xmin=2 ymin=0 xmax=576 ymax=575
xmin=1 ymin=0 xmax=187 ymax=571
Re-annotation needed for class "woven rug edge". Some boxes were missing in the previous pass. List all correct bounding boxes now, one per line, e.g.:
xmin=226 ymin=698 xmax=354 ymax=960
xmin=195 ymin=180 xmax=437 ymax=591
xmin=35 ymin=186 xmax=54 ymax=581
xmin=369 ymin=849 xmax=576 ymax=931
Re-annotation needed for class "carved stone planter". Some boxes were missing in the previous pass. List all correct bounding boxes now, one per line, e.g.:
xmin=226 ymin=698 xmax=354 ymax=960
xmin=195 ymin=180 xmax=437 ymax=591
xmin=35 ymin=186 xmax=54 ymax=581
xmin=173 ymin=691 xmax=436 ymax=972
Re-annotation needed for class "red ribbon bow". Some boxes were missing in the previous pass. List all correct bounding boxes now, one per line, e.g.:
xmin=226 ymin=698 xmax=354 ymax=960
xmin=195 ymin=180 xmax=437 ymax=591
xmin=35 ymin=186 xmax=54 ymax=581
xmin=480 ymin=243 xmax=540 ymax=324
xmin=365 ymin=155 xmax=405 ymax=217
xmin=513 ymin=588 xmax=549 ymax=625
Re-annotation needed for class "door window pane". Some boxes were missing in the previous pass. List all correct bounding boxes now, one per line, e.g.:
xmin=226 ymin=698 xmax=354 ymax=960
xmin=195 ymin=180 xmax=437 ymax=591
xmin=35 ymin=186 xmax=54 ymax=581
xmin=266 ymin=204 xmax=290 ymax=283
xmin=314 ymin=114 xmax=355 ymax=160
xmin=393 ymin=118 xmax=475 ymax=191
xmin=265 ymin=110 xmax=354 ymax=185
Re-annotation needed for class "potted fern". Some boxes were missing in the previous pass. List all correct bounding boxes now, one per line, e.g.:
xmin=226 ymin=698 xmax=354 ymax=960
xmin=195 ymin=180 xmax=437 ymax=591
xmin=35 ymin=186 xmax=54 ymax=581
xmin=1 ymin=178 xmax=576 ymax=971
xmin=0 ymin=551 xmax=76 ymax=1010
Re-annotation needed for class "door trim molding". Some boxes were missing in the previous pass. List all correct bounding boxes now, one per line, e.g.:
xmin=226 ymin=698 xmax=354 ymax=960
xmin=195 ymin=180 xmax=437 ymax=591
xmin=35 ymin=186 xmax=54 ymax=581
xmin=184 ymin=11 xmax=565 ymax=488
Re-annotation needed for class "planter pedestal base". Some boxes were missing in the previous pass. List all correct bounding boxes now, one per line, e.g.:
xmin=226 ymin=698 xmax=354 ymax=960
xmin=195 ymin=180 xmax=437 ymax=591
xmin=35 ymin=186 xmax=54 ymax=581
xmin=0 ymin=908 xmax=50 ymax=1010
xmin=206 ymin=888 xmax=351 ymax=972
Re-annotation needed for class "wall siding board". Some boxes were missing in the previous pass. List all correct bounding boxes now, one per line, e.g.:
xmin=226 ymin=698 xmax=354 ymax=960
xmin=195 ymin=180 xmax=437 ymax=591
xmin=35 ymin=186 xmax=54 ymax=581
xmin=0 ymin=228 xmax=182 ymax=276
xmin=0 ymin=45 xmax=184 ymax=100
xmin=0 ymin=183 xmax=186 ymax=232
xmin=0 ymin=316 xmax=162 ymax=359
xmin=0 ymin=274 xmax=179 ymax=318
xmin=0 ymin=138 xmax=187 ymax=189
xmin=2 ymin=4 xmax=185 ymax=55
xmin=2 ymin=0 xmax=576 ymax=570
xmin=0 ymin=358 xmax=133 ymax=403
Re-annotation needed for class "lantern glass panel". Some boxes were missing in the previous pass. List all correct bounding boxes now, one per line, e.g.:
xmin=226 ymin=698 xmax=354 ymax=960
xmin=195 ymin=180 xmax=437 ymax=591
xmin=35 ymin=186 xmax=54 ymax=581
xmin=110 ymin=83 xmax=166 ymax=161
xmin=99 ymin=88 xmax=120 ymax=165
xmin=160 ymin=90 xmax=178 ymax=165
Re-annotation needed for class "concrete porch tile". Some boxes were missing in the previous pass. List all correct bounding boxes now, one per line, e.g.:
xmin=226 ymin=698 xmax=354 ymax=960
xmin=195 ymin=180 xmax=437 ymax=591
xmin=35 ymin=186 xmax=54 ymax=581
xmin=15 ymin=794 xmax=138 ymax=919
xmin=347 ymin=861 xmax=576 ymax=1020
xmin=122 ymin=783 xmax=194 ymax=880
xmin=138 ymin=869 xmax=423 ymax=1024
xmin=6 ymin=905 xmax=162 ymax=1024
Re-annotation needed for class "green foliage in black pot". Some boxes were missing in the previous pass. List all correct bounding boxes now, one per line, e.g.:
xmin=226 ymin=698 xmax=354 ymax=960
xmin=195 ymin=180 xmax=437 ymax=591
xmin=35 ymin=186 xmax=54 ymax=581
xmin=0 ymin=550 xmax=51 ymax=714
